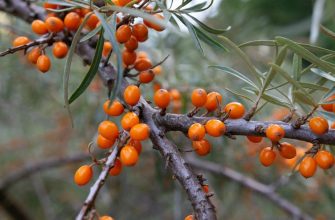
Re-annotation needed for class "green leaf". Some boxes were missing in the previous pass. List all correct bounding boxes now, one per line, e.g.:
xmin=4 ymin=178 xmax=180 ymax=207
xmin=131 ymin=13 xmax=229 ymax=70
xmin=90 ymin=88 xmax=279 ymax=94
xmin=322 ymin=85 xmax=335 ymax=101
xmin=293 ymin=91 xmax=316 ymax=106
xmin=310 ymin=68 xmax=335 ymax=82
xmin=243 ymin=87 xmax=291 ymax=108
xmin=193 ymin=26 xmax=227 ymax=52
xmin=292 ymin=54 xmax=302 ymax=80
xmin=320 ymin=25 xmax=335 ymax=41
xmin=181 ymin=0 xmax=214 ymax=12
xmin=185 ymin=14 xmax=231 ymax=34
xmin=47 ymin=6 xmax=77 ymax=13
xmin=80 ymin=26 xmax=102 ymax=43
xmin=300 ymin=82 xmax=328 ymax=91
xmin=68 ymin=30 xmax=104 ymax=104
xmin=301 ymin=54 xmax=335 ymax=76
xmin=176 ymin=0 xmax=193 ymax=9
xmin=223 ymin=88 xmax=254 ymax=102
xmin=239 ymin=40 xmax=276 ymax=48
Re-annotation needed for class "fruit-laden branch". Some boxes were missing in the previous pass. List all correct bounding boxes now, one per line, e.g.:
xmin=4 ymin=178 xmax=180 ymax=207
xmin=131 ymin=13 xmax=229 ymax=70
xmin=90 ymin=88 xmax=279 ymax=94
xmin=154 ymin=114 xmax=335 ymax=145
xmin=186 ymin=156 xmax=313 ymax=220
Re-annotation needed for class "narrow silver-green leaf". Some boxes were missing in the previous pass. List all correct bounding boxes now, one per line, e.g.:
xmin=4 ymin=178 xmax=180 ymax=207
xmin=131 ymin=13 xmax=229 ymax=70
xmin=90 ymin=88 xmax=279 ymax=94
xmin=179 ymin=15 xmax=204 ymax=55
xmin=310 ymin=68 xmax=335 ymax=82
xmin=193 ymin=26 xmax=227 ymax=52
xmin=293 ymin=91 xmax=316 ymax=106
xmin=185 ymin=13 xmax=231 ymax=34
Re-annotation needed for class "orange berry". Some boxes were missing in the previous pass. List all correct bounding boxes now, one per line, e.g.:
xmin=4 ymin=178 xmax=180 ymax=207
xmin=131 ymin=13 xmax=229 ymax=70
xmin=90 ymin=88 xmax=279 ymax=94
xmin=202 ymin=185 xmax=209 ymax=193
xmin=192 ymin=139 xmax=211 ymax=156
xmin=121 ymin=112 xmax=139 ymax=130
xmin=12 ymin=36 xmax=30 ymax=47
xmin=132 ymin=23 xmax=148 ymax=42
xmin=331 ymin=121 xmax=335 ymax=129
xmin=45 ymin=17 xmax=64 ymax=33
xmin=184 ymin=215 xmax=194 ymax=220
xmin=144 ymin=14 xmax=165 ymax=32
xmin=120 ymin=145 xmax=139 ymax=166
xmin=152 ymin=65 xmax=162 ymax=75
xmin=27 ymin=47 xmax=41 ymax=64
xmin=315 ymin=150 xmax=334 ymax=169
xmin=139 ymin=70 xmax=155 ymax=84
xmin=137 ymin=51 xmax=148 ymax=59
xmin=265 ymin=124 xmax=285 ymax=142
xmin=103 ymin=42 xmax=113 ymax=57
xmin=97 ymin=134 xmax=115 ymax=149
xmin=74 ymin=165 xmax=93 ymax=186
xmin=246 ymin=136 xmax=262 ymax=143
xmin=224 ymin=102 xmax=245 ymax=119
xmin=86 ymin=14 xmax=99 ymax=30
xmin=279 ymin=142 xmax=296 ymax=159
xmin=299 ymin=157 xmax=317 ymax=178
xmin=309 ymin=116 xmax=329 ymax=135
xmin=64 ymin=12 xmax=81 ymax=31
xmin=259 ymin=147 xmax=276 ymax=167
xmin=188 ymin=123 xmax=206 ymax=141
xmin=205 ymin=119 xmax=226 ymax=137
xmin=118 ymin=0 xmax=132 ymax=6
xmin=205 ymin=92 xmax=222 ymax=112
xmin=125 ymin=36 xmax=138 ymax=51
xmin=116 ymin=24 xmax=132 ymax=43
xmin=36 ymin=55 xmax=51 ymax=73
xmin=109 ymin=158 xmax=122 ymax=176
xmin=43 ymin=3 xmax=58 ymax=9
xmin=154 ymin=89 xmax=170 ymax=109
xmin=98 ymin=120 xmax=119 ymax=140
xmin=124 ymin=85 xmax=141 ymax=106
xmin=134 ymin=58 xmax=152 ymax=71
xmin=31 ymin=20 xmax=48 ymax=35
xmin=129 ymin=139 xmax=142 ymax=154
xmin=130 ymin=123 xmax=150 ymax=141
xmin=170 ymin=89 xmax=181 ymax=101
xmin=122 ymin=49 xmax=137 ymax=66
xmin=153 ymin=82 xmax=161 ymax=92
xmin=320 ymin=94 xmax=335 ymax=112
xmin=191 ymin=88 xmax=207 ymax=107
xmin=100 ymin=216 xmax=114 ymax=220
xmin=103 ymin=100 xmax=124 ymax=116
xmin=80 ymin=8 xmax=91 ymax=17
xmin=52 ymin=41 xmax=68 ymax=59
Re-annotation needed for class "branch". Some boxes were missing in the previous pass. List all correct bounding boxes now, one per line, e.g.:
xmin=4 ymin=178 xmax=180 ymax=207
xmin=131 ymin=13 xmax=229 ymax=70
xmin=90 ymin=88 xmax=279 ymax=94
xmin=186 ymin=156 xmax=313 ymax=220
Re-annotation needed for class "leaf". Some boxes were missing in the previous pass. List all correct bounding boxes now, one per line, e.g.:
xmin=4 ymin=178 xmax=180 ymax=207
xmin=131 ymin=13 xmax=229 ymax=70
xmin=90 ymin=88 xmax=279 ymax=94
xmin=239 ymin=40 xmax=276 ymax=48
xmin=176 ymin=0 xmax=193 ymax=9
xmin=47 ymin=6 xmax=77 ymax=13
xmin=185 ymin=13 xmax=231 ymax=34
xmin=311 ymin=68 xmax=335 ymax=82
xmin=223 ymin=88 xmax=254 ymax=102
xmin=80 ymin=26 xmax=102 ymax=43
xmin=193 ymin=26 xmax=227 ymax=52
xmin=292 ymin=54 xmax=301 ymax=80
xmin=181 ymin=0 xmax=214 ymax=12
xmin=322 ymin=85 xmax=335 ymax=101
xmin=293 ymin=91 xmax=316 ymax=107
xmin=320 ymin=25 xmax=335 ymax=41
xmin=300 ymin=82 xmax=328 ymax=91
xmin=243 ymin=87 xmax=291 ymax=108
xmin=68 ymin=30 xmax=104 ymax=104
xmin=301 ymin=54 xmax=335 ymax=76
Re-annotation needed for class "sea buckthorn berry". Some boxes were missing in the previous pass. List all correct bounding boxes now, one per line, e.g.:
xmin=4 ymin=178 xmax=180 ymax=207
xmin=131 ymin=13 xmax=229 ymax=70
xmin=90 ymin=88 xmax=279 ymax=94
xmin=52 ymin=41 xmax=68 ymax=59
xmin=144 ymin=14 xmax=165 ymax=32
xmin=27 ymin=47 xmax=41 ymax=64
xmin=191 ymin=88 xmax=207 ymax=107
xmin=170 ymin=89 xmax=181 ymax=101
xmin=116 ymin=24 xmax=132 ymax=43
xmin=315 ymin=150 xmax=334 ymax=169
xmin=279 ymin=142 xmax=296 ymax=159
xmin=205 ymin=92 xmax=222 ymax=112
xmin=309 ymin=116 xmax=329 ymax=135
xmin=129 ymin=139 xmax=142 ymax=154
xmin=121 ymin=112 xmax=139 ymax=131
xmin=192 ymin=139 xmax=211 ymax=156
xmin=139 ymin=70 xmax=155 ymax=84
xmin=205 ymin=119 xmax=226 ymax=137
xmin=202 ymin=185 xmax=209 ymax=193
xmin=153 ymin=65 xmax=162 ymax=75
xmin=103 ymin=42 xmax=113 ymax=57
xmin=154 ymin=89 xmax=171 ymax=109
xmin=120 ymin=145 xmax=139 ymax=166
xmin=265 ymin=124 xmax=285 ymax=142
xmin=31 ymin=20 xmax=48 ymax=35
xmin=45 ymin=17 xmax=64 ymax=33
xmin=137 ymin=51 xmax=148 ymax=59
xmin=247 ymin=136 xmax=262 ymax=143
xmin=188 ymin=123 xmax=206 ymax=141
xmin=100 ymin=216 xmax=114 ymax=220
xmin=64 ymin=12 xmax=81 ymax=31
xmin=331 ymin=121 xmax=335 ymax=129
xmin=259 ymin=147 xmax=276 ymax=167
xmin=132 ymin=23 xmax=148 ymax=42
xmin=125 ymin=36 xmax=138 ymax=51
xmin=134 ymin=58 xmax=152 ymax=71
xmin=153 ymin=82 xmax=161 ymax=92
xmin=122 ymin=50 xmax=137 ymax=66
xmin=43 ymin=3 xmax=58 ymax=9
xmin=103 ymin=100 xmax=124 ymax=116
xmin=98 ymin=121 xmax=119 ymax=140
xmin=224 ymin=102 xmax=245 ymax=119
xmin=74 ymin=165 xmax=93 ymax=186
xmin=86 ymin=14 xmax=99 ymax=30
xmin=97 ymin=134 xmax=115 ymax=149
xmin=109 ymin=158 xmax=122 ymax=176
xmin=130 ymin=123 xmax=150 ymax=141
xmin=299 ymin=157 xmax=317 ymax=178
xmin=118 ymin=0 xmax=132 ymax=6
xmin=36 ymin=55 xmax=51 ymax=73
xmin=184 ymin=215 xmax=194 ymax=220
xmin=12 ymin=36 xmax=30 ymax=47
xmin=320 ymin=94 xmax=335 ymax=112
xmin=124 ymin=85 xmax=141 ymax=106
xmin=80 ymin=8 xmax=91 ymax=17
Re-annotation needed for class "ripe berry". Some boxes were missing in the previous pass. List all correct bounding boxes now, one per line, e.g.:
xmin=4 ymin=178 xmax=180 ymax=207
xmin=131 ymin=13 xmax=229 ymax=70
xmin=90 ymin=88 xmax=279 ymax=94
xmin=247 ymin=136 xmax=262 ymax=143
xmin=265 ymin=124 xmax=285 ymax=142
xmin=144 ymin=14 xmax=165 ymax=32
xmin=192 ymin=139 xmax=211 ymax=156
xmin=36 ymin=55 xmax=51 ymax=73
xmin=139 ymin=70 xmax=155 ymax=83
xmin=132 ymin=23 xmax=148 ymax=42
xmin=103 ymin=100 xmax=124 ymax=116
xmin=74 ymin=165 xmax=93 ymax=186
xmin=259 ymin=147 xmax=276 ymax=167
xmin=121 ymin=112 xmax=139 ymax=131
xmin=154 ymin=89 xmax=171 ymax=109
xmin=315 ymin=150 xmax=334 ymax=169
xmin=103 ymin=42 xmax=113 ymax=57
xmin=64 ymin=12 xmax=81 ymax=31
xmin=125 ymin=36 xmax=138 ymax=51
xmin=134 ymin=58 xmax=152 ymax=71
xmin=129 ymin=139 xmax=142 ymax=154
xmin=184 ymin=215 xmax=194 ymax=220
xmin=86 ymin=14 xmax=99 ymax=30
xmin=299 ymin=157 xmax=317 ymax=178
xmin=122 ymin=50 xmax=137 ymax=66
xmin=27 ymin=47 xmax=41 ymax=64
xmin=130 ymin=123 xmax=150 ymax=141
xmin=43 ymin=3 xmax=58 ymax=9
xmin=116 ymin=25 xmax=132 ymax=43
xmin=152 ymin=65 xmax=162 ymax=75
xmin=12 ymin=36 xmax=30 ymax=47
xmin=52 ymin=41 xmax=68 ymax=59
xmin=45 ymin=17 xmax=64 ymax=33
xmin=124 ymin=85 xmax=141 ymax=106
xmin=279 ymin=142 xmax=296 ymax=159
xmin=170 ymin=89 xmax=181 ymax=100
xmin=31 ymin=20 xmax=48 ymax=35
xmin=202 ymin=185 xmax=209 ymax=193
xmin=118 ymin=0 xmax=132 ymax=6
xmin=191 ymin=88 xmax=207 ymax=107
xmin=320 ymin=94 xmax=335 ymax=112
xmin=224 ymin=102 xmax=245 ymax=119
xmin=98 ymin=121 xmax=119 ymax=140
xmin=188 ymin=123 xmax=206 ymax=141
xmin=205 ymin=92 xmax=222 ymax=112
xmin=120 ymin=145 xmax=139 ymax=166
xmin=205 ymin=119 xmax=226 ymax=137
xmin=137 ymin=51 xmax=148 ymax=59
xmin=331 ymin=121 xmax=335 ymax=129
xmin=100 ymin=216 xmax=114 ymax=220
xmin=97 ymin=134 xmax=115 ymax=149
xmin=309 ymin=116 xmax=329 ymax=135
xmin=109 ymin=158 xmax=122 ymax=176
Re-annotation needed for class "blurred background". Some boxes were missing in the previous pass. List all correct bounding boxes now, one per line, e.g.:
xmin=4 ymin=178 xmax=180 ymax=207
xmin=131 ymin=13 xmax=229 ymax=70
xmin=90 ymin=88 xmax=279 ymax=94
xmin=0 ymin=0 xmax=335 ymax=219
